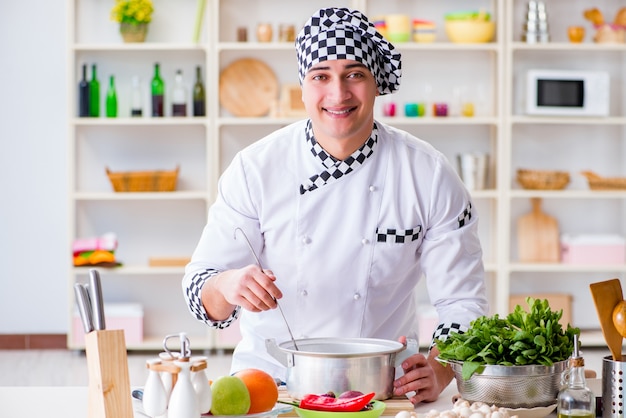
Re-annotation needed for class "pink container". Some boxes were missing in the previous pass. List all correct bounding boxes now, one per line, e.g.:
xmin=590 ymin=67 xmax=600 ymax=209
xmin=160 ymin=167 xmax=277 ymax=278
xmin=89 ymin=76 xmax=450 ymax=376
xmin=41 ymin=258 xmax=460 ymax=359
xmin=72 ymin=303 xmax=144 ymax=346
xmin=561 ymin=234 xmax=625 ymax=264
xmin=417 ymin=305 xmax=439 ymax=346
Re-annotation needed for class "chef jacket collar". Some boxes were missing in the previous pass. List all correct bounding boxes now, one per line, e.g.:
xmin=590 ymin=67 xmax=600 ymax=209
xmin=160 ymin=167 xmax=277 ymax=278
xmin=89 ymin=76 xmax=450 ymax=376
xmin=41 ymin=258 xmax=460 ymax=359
xmin=300 ymin=119 xmax=378 ymax=195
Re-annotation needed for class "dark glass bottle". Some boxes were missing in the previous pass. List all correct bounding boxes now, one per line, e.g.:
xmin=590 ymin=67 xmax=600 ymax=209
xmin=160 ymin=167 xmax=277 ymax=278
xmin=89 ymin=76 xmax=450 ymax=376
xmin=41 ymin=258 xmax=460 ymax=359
xmin=193 ymin=66 xmax=206 ymax=117
xmin=89 ymin=64 xmax=100 ymax=117
xmin=105 ymin=75 xmax=117 ymax=118
xmin=78 ymin=64 xmax=90 ymax=117
xmin=151 ymin=63 xmax=165 ymax=117
xmin=171 ymin=69 xmax=187 ymax=117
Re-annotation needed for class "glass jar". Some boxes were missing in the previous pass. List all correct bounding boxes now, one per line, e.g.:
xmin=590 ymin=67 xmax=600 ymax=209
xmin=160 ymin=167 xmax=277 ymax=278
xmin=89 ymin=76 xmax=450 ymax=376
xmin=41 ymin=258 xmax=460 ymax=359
xmin=256 ymin=23 xmax=273 ymax=42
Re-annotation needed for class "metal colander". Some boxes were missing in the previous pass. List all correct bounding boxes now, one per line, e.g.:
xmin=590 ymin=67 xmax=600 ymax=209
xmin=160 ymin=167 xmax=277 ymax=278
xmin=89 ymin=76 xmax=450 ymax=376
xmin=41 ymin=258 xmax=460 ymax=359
xmin=446 ymin=359 xmax=567 ymax=408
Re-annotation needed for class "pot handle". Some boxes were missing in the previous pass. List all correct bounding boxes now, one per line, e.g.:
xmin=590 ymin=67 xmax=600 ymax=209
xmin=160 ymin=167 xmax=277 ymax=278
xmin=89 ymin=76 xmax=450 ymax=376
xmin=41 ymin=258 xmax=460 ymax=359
xmin=265 ymin=338 xmax=290 ymax=367
xmin=394 ymin=338 xmax=419 ymax=367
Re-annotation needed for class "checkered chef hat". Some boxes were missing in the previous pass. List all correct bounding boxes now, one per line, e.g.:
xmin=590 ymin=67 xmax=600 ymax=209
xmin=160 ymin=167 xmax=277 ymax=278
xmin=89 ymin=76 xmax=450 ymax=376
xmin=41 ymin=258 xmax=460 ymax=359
xmin=296 ymin=7 xmax=402 ymax=95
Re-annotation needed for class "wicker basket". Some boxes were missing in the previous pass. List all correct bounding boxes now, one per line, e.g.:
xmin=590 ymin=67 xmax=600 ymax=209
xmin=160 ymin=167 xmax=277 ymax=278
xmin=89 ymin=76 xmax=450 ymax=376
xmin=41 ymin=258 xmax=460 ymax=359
xmin=106 ymin=166 xmax=179 ymax=192
xmin=516 ymin=169 xmax=570 ymax=190
xmin=581 ymin=171 xmax=626 ymax=190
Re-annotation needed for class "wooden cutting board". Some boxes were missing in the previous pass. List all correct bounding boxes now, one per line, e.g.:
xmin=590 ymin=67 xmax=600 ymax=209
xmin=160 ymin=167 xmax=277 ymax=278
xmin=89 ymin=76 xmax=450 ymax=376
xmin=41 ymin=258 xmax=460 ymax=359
xmin=517 ymin=197 xmax=560 ymax=262
xmin=277 ymin=389 xmax=415 ymax=417
xmin=219 ymin=58 xmax=279 ymax=117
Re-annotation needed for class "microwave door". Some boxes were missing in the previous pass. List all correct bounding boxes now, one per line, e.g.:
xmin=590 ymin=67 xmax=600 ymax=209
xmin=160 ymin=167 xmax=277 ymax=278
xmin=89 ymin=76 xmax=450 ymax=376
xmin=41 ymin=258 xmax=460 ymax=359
xmin=537 ymin=79 xmax=584 ymax=109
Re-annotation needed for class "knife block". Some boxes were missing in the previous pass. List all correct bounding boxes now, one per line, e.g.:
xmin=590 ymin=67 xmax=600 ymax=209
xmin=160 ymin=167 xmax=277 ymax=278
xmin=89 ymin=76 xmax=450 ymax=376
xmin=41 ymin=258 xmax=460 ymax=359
xmin=85 ymin=329 xmax=133 ymax=418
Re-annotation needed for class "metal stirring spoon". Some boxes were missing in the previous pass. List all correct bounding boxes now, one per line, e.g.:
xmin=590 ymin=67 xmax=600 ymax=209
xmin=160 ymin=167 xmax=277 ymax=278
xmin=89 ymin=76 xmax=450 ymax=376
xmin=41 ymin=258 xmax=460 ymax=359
xmin=234 ymin=227 xmax=299 ymax=350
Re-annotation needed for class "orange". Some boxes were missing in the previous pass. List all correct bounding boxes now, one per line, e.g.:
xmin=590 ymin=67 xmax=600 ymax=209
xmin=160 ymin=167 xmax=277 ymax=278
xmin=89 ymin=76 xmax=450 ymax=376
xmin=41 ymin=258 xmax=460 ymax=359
xmin=234 ymin=368 xmax=279 ymax=414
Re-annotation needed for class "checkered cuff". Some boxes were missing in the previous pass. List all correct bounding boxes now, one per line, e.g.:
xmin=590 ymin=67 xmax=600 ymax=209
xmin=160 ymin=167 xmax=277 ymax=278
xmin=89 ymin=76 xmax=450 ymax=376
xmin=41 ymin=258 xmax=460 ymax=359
xmin=429 ymin=322 xmax=467 ymax=351
xmin=184 ymin=269 xmax=241 ymax=329
xmin=457 ymin=202 xmax=472 ymax=228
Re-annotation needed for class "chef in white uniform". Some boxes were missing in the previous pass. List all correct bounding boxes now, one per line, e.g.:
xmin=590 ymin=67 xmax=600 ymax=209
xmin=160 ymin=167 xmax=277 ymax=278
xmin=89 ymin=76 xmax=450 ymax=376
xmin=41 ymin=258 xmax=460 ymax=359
xmin=183 ymin=7 xmax=488 ymax=405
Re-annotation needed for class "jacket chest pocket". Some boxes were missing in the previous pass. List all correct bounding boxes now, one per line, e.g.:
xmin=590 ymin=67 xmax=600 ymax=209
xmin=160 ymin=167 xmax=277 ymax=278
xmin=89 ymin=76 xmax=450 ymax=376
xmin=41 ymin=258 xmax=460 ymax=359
xmin=370 ymin=224 xmax=423 ymax=286
xmin=376 ymin=225 xmax=422 ymax=244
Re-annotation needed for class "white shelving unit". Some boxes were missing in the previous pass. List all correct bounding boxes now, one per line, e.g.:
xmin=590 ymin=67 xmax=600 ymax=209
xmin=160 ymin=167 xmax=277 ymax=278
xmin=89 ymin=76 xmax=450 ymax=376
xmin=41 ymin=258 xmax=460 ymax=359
xmin=505 ymin=0 xmax=626 ymax=346
xmin=66 ymin=0 xmax=214 ymax=350
xmin=67 ymin=0 xmax=625 ymax=350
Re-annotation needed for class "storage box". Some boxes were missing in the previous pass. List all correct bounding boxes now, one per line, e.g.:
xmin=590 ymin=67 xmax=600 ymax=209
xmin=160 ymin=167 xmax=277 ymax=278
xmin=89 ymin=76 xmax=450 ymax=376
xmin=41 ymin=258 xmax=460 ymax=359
xmin=561 ymin=234 xmax=626 ymax=265
xmin=72 ymin=303 xmax=144 ymax=346
xmin=417 ymin=304 xmax=439 ymax=346
xmin=509 ymin=293 xmax=572 ymax=326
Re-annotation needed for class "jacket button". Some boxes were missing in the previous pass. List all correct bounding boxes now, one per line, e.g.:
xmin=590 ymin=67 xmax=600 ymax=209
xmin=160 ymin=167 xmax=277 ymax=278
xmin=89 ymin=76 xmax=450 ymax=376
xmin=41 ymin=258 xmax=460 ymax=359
xmin=302 ymin=236 xmax=311 ymax=244
xmin=353 ymin=293 xmax=361 ymax=300
xmin=369 ymin=185 xmax=376 ymax=192
xmin=361 ymin=238 xmax=370 ymax=245
xmin=300 ymin=290 xmax=308 ymax=296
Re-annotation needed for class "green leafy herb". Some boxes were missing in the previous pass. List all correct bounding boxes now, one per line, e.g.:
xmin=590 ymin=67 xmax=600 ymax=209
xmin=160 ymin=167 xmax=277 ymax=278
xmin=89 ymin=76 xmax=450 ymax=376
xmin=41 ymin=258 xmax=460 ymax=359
xmin=436 ymin=297 xmax=579 ymax=379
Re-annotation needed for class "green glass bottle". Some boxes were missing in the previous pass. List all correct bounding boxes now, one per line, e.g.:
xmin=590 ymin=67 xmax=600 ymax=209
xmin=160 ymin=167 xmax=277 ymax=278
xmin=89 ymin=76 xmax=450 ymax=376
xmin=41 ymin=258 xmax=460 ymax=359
xmin=89 ymin=64 xmax=100 ymax=117
xmin=106 ymin=75 xmax=118 ymax=118
xmin=151 ymin=63 xmax=165 ymax=117
xmin=193 ymin=66 xmax=206 ymax=117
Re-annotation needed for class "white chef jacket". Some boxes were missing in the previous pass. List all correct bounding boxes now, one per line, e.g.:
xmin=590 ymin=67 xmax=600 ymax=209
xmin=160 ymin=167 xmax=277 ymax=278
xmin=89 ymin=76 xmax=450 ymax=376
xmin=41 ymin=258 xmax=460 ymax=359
xmin=182 ymin=119 xmax=488 ymax=381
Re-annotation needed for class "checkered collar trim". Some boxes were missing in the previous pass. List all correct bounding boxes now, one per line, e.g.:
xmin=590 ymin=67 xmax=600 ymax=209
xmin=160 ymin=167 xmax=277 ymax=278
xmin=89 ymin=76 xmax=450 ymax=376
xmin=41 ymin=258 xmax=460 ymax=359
xmin=296 ymin=7 xmax=402 ymax=96
xmin=300 ymin=119 xmax=377 ymax=195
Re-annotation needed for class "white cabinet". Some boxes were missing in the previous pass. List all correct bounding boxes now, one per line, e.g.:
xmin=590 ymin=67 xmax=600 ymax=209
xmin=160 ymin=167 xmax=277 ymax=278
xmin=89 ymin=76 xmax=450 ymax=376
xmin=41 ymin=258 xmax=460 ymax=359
xmin=67 ymin=0 xmax=623 ymax=351
xmin=505 ymin=0 xmax=626 ymax=344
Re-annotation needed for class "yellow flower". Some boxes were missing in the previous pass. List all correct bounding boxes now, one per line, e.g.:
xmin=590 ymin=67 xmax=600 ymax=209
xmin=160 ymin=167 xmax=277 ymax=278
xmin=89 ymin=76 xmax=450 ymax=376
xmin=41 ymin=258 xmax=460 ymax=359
xmin=110 ymin=0 xmax=154 ymax=24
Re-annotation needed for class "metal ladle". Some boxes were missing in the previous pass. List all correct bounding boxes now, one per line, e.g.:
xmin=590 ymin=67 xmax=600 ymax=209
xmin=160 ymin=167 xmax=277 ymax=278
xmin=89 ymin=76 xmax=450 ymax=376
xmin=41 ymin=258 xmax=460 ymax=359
xmin=234 ymin=227 xmax=299 ymax=350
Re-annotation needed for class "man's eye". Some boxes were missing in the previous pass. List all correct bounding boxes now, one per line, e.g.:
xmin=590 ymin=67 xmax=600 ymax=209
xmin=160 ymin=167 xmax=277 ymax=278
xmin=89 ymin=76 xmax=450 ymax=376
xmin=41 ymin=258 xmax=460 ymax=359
xmin=348 ymin=72 xmax=364 ymax=79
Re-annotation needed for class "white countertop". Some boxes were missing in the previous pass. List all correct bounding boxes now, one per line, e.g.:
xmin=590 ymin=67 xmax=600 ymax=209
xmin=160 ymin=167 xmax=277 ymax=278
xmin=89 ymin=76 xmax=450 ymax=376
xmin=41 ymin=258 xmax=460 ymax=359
xmin=0 ymin=383 xmax=461 ymax=418
xmin=0 ymin=380 xmax=602 ymax=418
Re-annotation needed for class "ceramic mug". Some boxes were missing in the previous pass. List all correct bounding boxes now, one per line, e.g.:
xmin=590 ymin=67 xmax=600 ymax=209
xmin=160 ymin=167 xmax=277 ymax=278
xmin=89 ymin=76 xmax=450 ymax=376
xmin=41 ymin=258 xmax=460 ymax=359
xmin=567 ymin=26 xmax=585 ymax=43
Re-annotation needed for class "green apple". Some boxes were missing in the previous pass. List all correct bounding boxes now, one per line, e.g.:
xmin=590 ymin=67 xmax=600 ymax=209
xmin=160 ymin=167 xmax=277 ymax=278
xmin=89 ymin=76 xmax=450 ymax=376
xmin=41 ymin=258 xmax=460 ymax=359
xmin=210 ymin=375 xmax=251 ymax=415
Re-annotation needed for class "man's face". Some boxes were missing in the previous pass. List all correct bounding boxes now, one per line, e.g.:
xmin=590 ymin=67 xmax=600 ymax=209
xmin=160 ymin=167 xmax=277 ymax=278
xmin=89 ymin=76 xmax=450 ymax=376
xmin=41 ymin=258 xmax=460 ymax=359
xmin=301 ymin=59 xmax=378 ymax=155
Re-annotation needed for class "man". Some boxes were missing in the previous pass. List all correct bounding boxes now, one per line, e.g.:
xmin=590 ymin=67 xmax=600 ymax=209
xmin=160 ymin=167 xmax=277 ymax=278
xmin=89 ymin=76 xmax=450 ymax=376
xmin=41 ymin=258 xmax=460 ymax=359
xmin=182 ymin=7 xmax=488 ymax=405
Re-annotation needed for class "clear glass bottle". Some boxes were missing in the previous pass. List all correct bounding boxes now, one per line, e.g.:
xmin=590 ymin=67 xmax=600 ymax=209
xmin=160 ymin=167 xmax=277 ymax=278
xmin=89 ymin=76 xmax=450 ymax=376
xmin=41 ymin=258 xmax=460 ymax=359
xmin=193 ymin=66 xmax=206 ymax=117
xmin=557 ymin=334 xmax=595 ymax=418
xmin=151 ymin=62 xmax=165 ymax=117
xmin=88 ymin=63 xmax=100 ymax=117
xmin=130 ymin=76 xmax=143 ymax=117
xmin=105 ymin=75 xmax=117 ymax=118
xmin=171 ymin=69 xmax=187 ymax=117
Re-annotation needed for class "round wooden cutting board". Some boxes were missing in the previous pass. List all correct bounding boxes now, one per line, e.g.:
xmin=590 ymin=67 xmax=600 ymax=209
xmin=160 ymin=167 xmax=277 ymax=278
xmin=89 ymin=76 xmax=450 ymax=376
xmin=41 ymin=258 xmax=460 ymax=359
xmin=219 ymin=58 xmax=279 ymax=117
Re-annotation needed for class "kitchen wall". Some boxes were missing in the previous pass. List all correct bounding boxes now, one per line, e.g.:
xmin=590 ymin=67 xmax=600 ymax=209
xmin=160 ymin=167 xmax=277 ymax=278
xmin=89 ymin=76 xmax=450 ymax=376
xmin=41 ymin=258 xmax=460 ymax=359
xmin=0 ymin=2 xmax=69 ymax=333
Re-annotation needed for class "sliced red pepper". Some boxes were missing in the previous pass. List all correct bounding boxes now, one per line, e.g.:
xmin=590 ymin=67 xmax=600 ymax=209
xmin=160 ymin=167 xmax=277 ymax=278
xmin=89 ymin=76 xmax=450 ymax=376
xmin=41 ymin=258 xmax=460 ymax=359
xmin=299 ymin=392 xmax=376 ymax=412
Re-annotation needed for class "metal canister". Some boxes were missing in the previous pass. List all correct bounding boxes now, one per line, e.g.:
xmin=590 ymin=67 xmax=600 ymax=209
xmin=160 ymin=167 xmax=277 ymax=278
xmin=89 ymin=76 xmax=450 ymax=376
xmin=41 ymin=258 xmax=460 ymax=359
xmin=603 ymin=355 xmax=626 ymax=418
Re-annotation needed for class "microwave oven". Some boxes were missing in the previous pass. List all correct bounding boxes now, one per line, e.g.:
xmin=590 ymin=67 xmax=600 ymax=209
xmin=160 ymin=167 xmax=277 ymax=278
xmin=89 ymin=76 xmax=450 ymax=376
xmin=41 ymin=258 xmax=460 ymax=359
xmin=525 ymin=69 xmax=610 ymax=116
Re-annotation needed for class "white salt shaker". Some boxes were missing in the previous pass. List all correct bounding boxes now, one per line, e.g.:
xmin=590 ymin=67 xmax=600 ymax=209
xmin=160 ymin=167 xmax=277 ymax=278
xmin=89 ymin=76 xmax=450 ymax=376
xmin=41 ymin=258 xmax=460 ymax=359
xmin=191 ymin=356 xmax=212 ymax=414
xmin=168 ymin=359 xmax=200 ymax=418
xmin=143 ymin=359 xmax=168 ymax=417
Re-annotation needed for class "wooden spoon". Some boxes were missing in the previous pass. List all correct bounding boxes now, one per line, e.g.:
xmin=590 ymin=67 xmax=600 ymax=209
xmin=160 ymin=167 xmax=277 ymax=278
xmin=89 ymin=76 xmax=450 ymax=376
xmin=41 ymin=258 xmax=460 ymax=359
xmin=613 ymin=300 xmax=626 ymax=338
xmin=590 ymin=278 xmax=623 ymax=361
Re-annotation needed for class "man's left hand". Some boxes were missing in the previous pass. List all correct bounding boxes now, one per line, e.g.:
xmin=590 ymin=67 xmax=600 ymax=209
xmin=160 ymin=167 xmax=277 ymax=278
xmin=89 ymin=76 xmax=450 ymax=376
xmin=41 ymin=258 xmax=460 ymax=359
xmin=393 ymin=338 xmax=454 ymax=405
